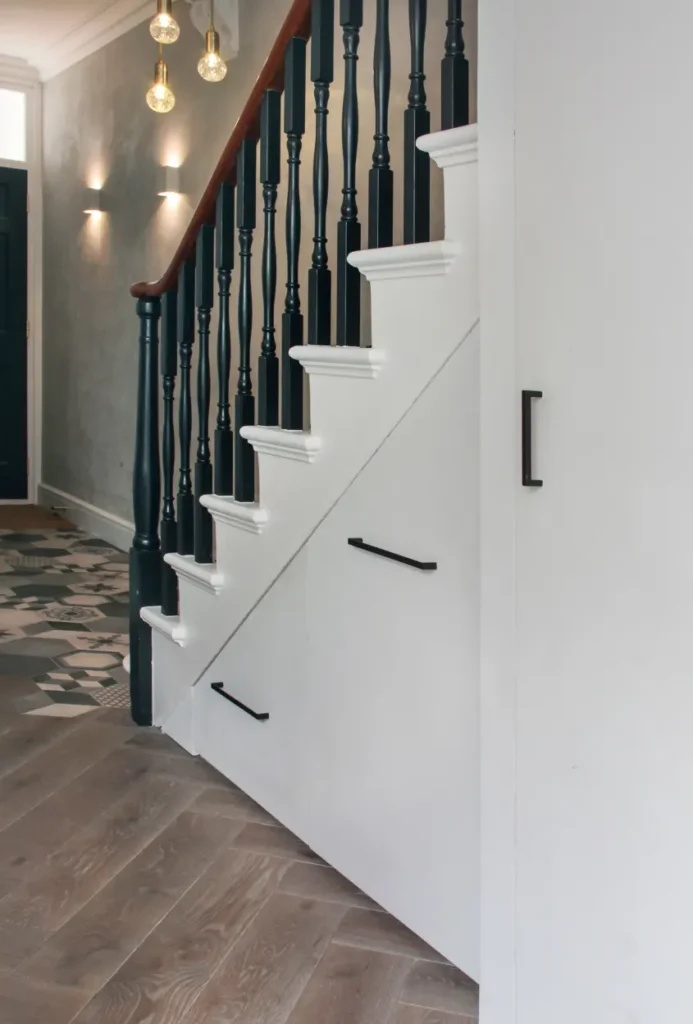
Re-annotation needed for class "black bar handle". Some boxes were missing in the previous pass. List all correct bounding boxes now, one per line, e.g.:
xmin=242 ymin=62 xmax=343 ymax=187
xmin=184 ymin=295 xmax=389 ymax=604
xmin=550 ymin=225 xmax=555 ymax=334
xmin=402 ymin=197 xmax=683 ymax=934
xmin=347 ymin=537 xmax=437 ymax=571
xmin=211 ymin=682 xmax=269 ymax=721
xmin=522 ymin=389 xmax=543 ymax=487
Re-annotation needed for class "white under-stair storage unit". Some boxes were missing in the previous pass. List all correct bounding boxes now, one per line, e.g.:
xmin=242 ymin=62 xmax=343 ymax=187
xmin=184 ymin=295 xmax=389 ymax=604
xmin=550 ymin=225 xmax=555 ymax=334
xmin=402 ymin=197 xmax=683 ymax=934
xmin=143 ymin=124 xmax=480 ymax=978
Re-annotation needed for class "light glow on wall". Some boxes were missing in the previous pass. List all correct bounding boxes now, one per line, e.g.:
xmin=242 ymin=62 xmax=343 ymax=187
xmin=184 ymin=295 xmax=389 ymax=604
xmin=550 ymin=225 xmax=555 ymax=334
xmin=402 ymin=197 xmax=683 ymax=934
xmin=0 ymin=89 xmax=27 ymax=163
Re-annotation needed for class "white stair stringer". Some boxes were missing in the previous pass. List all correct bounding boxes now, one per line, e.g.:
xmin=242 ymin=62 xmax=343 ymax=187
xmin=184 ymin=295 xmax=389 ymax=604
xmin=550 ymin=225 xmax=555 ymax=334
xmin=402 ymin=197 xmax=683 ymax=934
xmin=192 ymin=324 xmax=481 ymax=975
xmin=150 ymin=124 xmax=479 ymax=740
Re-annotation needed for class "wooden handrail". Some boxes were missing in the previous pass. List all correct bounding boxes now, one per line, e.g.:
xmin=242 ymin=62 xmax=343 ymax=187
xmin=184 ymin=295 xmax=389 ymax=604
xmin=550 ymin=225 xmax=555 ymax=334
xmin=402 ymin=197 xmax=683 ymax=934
xmin=130 ymin=0 xmax=312 ymax=300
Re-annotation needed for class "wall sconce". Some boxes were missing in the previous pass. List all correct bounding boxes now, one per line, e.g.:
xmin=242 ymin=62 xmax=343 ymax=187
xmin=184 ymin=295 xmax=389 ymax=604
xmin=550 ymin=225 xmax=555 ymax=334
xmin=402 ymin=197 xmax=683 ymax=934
xmin=157 ymin=164 xmax=182 ymax=198
xmin=83 ymin=187 xmax=104 ymax=214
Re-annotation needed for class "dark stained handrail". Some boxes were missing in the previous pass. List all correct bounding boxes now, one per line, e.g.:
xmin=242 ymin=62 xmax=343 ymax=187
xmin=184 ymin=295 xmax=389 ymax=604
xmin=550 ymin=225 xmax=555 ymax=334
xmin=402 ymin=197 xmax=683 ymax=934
xmin=130 ymin=0 xmax=313 ymax=300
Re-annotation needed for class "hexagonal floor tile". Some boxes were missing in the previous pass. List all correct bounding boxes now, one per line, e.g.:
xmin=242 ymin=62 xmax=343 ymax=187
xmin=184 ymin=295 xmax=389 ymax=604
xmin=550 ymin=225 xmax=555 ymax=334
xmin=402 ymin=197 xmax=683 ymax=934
xmin=0 ymin=608 xmax=44 ymax=627
xmin=62 ymin=594 xmax=112 ymax=608
xmin=55 ymin=553 xmax=108 ymax=568
xmin=67 ymin=580 xmax=127 ymax=597
xmin=0 ymin=637 xmax=75 ymax=657
xmin=58 ymin=651 xmax=121 ymax=670
xmin=73 ymin=543 xmax=121 ymax=555
xmin=0 ymin=653 xmax=61 ymax=676
xmin=0 ymin=626 xmax=26 ymax=645
xmin=12 ymin=584 xmax=72 ymax=598
xmin=36 ymin=603 xmax=105 ymax=624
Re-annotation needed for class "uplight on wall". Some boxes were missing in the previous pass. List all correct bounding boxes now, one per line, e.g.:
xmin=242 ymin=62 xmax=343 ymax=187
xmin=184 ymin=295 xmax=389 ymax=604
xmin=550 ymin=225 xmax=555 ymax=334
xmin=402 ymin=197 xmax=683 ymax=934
xmin=157 ymin=165 xmax=182 ymax=198
xmin=83 ymin=187 xmax=104 ymax=215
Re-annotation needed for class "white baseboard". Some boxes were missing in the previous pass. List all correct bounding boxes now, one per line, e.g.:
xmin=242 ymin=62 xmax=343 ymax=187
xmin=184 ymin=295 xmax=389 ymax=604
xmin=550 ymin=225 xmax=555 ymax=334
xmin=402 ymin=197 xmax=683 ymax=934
xmin=38 ymin=483 xmax=133 ymax=552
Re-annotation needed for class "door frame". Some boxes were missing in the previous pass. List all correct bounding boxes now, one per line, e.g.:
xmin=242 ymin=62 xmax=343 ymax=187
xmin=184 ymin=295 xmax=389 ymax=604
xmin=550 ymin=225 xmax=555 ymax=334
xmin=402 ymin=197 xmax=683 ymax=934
xmin=0 ymin=59 xmax=42 ymax=505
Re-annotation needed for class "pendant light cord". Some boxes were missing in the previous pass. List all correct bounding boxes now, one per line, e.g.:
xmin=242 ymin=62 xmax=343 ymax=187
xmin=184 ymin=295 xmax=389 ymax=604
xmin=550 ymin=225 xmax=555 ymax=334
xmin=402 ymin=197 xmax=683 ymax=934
xmin=210 ymin=0 xmax=215 ymax=30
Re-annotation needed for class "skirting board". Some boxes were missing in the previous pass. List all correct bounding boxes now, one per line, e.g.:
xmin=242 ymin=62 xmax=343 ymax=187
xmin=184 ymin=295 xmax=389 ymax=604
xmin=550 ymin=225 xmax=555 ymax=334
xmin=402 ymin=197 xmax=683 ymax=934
xmin=38 ymin=483 xmax=133 ymax=552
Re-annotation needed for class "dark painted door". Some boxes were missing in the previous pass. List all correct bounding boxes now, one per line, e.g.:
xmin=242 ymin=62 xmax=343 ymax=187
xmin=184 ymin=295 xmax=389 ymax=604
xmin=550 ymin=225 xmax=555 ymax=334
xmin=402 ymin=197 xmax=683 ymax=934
xmin=0 ymin=167 xmax=28 ymax=499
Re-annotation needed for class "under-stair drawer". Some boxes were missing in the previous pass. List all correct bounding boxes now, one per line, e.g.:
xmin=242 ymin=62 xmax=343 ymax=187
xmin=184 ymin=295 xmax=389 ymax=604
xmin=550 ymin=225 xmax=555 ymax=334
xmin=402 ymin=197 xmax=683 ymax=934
xmin=192 ymin=333 xmax=480 ymax=976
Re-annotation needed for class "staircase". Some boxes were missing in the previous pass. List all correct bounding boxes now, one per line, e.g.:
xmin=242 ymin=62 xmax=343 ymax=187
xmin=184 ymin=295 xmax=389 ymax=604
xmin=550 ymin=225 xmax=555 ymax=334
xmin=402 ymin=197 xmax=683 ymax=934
xmin=128 ymin=0 xmax=479 ymax=979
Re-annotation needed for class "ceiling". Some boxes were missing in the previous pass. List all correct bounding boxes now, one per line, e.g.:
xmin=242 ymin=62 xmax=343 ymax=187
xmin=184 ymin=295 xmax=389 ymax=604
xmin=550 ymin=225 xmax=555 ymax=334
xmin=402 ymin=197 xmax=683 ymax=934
xmin=0 ymin=0 xmax=151 ymax=80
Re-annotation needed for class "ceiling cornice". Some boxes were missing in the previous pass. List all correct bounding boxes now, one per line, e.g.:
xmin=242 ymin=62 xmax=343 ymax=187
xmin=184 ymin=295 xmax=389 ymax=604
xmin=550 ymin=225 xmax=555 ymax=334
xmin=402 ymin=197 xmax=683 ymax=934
xmin=0 ymin=56 xmax=41 ymax=87
xmin=39 ymin=0 xmax=152 ymax=82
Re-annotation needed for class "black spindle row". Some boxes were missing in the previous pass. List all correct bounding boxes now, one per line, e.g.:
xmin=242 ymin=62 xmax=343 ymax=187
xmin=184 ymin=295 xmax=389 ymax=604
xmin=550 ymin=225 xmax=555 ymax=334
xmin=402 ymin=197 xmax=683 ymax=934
xmin=337 ymin=0 xmax=362 ymax=346
xmin=130 ymin=0 xmax=471 ymax=723
xmin=215 ymin=182 xmax=235 ymax=495
xmin=282 ymin=37 xmax=306 ymax=429
xmin=259 ymin=90 xmax=281 ymax=426
xmin=160 ymin=287 xmax=178 ymax=616
xmin=308 ymin=0 xmax=333 ymax=346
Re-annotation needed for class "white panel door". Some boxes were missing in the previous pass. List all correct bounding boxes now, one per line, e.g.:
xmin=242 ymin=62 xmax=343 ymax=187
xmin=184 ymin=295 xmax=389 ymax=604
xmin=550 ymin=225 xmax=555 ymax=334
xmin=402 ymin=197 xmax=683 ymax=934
xmin=512 ymin=1 xmax=693 ymax=1022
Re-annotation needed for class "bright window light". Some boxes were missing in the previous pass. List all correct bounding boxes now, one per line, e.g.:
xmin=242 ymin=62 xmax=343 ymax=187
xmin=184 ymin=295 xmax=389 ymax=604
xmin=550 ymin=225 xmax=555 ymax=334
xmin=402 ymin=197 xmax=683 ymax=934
xmin=0 ymin=89 xmax=27 ymax=163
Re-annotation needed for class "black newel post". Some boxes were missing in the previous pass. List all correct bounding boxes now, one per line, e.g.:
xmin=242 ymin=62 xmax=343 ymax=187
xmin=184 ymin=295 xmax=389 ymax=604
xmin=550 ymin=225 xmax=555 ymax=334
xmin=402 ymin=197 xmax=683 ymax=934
xmin=281 ymin=37 xmax=307 ymax=430
xmin=176 ymin=258 xmax=196 ymax=555
xmin=404 ymin=0 xmax=431 ymax=244
xmin=234 ymin=137 xmax=258 ymax=503
xmin=194 ymin=224 xmax=215 ymax=563
xmin=441 ymin=0 xmax=469 ymax=130
xmin=308 ymin=0 xmax=334 ymax=345
xmin=369 ymin=0 xmax=393 ymax=248
xmin=259 ymin=89 xmax=281 ymax=425
xmin=129 ymin=296 xmax=162 ymax=726
xmin=215 ymin=183 xmax=235 ymax=495
xmin=160 ymin=287 xmax=179 ymax=616
xmin=337 ymin=0 xmax=362 ymax=346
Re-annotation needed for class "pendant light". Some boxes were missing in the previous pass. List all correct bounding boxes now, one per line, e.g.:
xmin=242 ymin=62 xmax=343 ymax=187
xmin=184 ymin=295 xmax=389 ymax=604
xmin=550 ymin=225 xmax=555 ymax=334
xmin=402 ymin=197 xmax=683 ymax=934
xmin=147 ymin=44 xmax=176 ymax=113
xmin=150 ymin=0 xmax=180 ymax=44
xmin=197 ymin=0 xmax=228 ymax=82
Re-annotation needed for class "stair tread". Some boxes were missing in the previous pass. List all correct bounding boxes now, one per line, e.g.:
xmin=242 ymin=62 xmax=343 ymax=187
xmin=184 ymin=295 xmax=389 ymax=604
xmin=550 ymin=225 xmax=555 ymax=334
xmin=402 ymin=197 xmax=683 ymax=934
xmin=241 ymin=426 xmax=322 ymax=464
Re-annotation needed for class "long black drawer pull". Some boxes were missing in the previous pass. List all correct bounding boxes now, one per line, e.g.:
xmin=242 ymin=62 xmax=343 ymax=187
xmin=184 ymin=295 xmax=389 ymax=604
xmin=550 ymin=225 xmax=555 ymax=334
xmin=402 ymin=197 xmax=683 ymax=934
xmin=210 ymin=682 xmax=270 ymax=721
xmin=521 ymin=389 xmax=543 ymax=487
xmin=347 ymin=537 xmax=437 ymax=571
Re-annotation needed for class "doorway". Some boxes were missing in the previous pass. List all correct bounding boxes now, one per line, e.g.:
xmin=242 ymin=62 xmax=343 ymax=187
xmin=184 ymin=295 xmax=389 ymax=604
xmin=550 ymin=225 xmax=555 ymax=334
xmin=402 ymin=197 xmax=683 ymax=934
xmin=0 ymin=165 xmax=28 ymax=499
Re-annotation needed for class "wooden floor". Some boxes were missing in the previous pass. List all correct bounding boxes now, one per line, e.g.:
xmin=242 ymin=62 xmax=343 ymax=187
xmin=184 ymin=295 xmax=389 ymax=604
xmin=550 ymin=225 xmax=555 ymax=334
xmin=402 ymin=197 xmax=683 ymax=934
xmin=0 ymin=678 xmax=479 ymax=1023
xmin=0 ymin=504 xmax=73 ymax=531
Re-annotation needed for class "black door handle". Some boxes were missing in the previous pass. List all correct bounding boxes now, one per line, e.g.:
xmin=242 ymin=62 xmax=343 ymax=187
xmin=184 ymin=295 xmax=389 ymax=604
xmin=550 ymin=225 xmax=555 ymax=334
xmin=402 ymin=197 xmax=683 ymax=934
xmin=210 ymin=683 xmax=269 ymax=721
xmin=347 ymin=538 xmax=437 ymax=571
xmin=522 ymin=390 xmax=543 ymax=487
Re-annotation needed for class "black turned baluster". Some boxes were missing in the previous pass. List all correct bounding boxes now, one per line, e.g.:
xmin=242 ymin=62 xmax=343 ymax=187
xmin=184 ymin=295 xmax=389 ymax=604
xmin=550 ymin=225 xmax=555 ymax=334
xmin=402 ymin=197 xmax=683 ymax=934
xmin=215 ymin=183 xmax=235 ymax=494
xmin=176 ymin=258 xmax=195 ymax=555
xmin=337 ymin=0 xmax=362 ymax=346
xmin=281 ymin=37 xmax=306 ymax=430
xmin=129 ymin=297 xmax=161 ymax=726
xmin=308 ymin=0 xmax=334 ymax=346
xmin=194 ymin=224 xmax=215 ymax=563
xmin=441 ymin=0 xmax=469 ymax=130
xmin=369 ymin=0 xmax=393 ymax=249
xmin=160 ymin=287 xmax=179 ymax=616
xmin=259 ymin=90 xmax=281 ymax=425
xmin=404 ymin=0 xmax=431 ymax=244
xmin=234 ymin=138 xmax=257 ymax=503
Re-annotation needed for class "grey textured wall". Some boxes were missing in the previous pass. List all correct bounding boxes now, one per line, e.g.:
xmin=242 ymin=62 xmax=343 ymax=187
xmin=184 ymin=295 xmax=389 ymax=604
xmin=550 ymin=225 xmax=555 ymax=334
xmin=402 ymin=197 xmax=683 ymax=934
xmin=42 ymin=0 xmax=476 ymax=522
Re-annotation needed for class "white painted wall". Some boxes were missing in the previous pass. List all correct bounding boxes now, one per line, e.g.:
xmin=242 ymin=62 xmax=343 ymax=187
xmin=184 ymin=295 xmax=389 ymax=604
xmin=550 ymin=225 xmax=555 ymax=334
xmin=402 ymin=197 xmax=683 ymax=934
xmin=481 ymin=1 xmax=693 ymax=1021
xmin=193 ymin=327 xmax=481 ymax=978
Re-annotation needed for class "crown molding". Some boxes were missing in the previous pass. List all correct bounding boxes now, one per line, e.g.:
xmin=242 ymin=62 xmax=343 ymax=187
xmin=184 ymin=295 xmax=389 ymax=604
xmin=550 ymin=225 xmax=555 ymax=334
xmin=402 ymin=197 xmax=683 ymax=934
xmin=38 ymin=0 xmax=152 ymax=82
xmin=0 ymin=57 xmax=40 ymax=88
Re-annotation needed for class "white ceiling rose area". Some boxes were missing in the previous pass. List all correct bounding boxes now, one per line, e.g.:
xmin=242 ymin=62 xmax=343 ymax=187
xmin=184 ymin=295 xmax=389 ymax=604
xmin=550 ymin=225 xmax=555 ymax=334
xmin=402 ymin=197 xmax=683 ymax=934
xmin=0 ymin=0 xmax=239 ymax=81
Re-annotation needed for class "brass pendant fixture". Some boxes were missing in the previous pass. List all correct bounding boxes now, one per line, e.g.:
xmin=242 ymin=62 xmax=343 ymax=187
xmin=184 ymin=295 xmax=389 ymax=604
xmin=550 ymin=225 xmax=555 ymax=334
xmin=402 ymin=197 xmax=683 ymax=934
xmin=146 ymin=45 xmax=176 ymax=113
xmin=198 ymin=0 xmax=228 ymax=82
xmin=150 ymin=0 xmax=180 ymax=44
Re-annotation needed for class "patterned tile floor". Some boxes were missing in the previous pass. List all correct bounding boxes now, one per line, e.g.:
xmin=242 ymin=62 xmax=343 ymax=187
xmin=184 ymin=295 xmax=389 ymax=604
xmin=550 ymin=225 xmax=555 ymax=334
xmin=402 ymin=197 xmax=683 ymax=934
xmin=0 ymin=526 xmax=130 ymax=717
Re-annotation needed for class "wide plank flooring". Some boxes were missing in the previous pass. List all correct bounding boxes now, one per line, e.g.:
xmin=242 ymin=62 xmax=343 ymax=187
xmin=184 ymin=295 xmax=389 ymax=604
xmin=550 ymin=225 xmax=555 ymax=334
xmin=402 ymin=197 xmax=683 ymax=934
xmin=0 ymin=704 xmax=478 ymax=1023
xmin=0 ymin=522 xmax=478 ymax=1022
